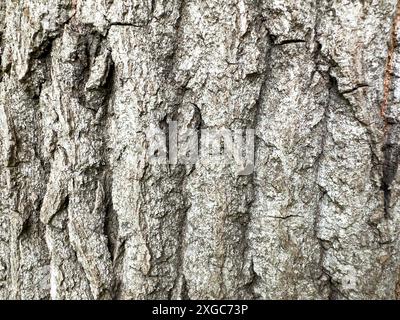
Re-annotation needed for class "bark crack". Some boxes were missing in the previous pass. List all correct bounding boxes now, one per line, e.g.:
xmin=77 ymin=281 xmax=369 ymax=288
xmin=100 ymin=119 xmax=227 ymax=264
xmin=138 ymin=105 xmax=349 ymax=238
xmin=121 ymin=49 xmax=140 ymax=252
xmin=380 ymin=0 xmax=400 ymax=218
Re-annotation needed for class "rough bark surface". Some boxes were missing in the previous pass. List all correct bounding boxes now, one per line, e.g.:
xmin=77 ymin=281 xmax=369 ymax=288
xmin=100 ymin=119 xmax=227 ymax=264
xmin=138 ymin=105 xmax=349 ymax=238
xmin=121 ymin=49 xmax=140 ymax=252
xmin=1 ymin=0 xmax=400 ymax=300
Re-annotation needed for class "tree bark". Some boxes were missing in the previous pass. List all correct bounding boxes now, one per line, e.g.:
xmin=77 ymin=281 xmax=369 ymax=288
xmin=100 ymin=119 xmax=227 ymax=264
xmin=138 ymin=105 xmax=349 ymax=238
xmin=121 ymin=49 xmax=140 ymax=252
xmin=1 ymin=0 xmax=400 ymax=300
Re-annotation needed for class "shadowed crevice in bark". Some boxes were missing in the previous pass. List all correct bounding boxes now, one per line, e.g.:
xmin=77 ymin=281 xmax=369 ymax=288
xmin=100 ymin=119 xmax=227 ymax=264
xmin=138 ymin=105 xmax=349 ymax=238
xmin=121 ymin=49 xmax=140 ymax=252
xmin=380 ymin=0 xmax=400 ymax=219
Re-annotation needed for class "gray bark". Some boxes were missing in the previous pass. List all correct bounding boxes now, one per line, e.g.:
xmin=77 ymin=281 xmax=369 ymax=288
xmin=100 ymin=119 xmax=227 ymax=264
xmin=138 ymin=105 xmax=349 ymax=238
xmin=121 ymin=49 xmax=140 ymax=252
xmin=1 ymin=0 xmax=400 ymax=300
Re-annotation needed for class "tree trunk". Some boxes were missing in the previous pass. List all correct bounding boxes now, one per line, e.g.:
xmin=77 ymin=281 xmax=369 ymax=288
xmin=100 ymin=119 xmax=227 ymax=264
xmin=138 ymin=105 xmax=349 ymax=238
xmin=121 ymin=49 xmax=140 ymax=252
xmin=1 ymin=0 xmax=400 ymax=300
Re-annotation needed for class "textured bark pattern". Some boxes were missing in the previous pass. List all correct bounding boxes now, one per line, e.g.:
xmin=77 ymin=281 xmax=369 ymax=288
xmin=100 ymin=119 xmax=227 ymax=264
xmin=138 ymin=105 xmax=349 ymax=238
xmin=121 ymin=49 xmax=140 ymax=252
xmin=1 ymin=0 xmax=400 ymax=300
